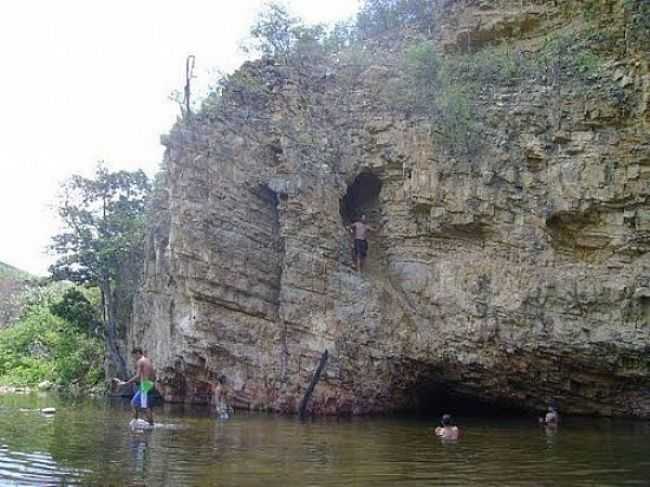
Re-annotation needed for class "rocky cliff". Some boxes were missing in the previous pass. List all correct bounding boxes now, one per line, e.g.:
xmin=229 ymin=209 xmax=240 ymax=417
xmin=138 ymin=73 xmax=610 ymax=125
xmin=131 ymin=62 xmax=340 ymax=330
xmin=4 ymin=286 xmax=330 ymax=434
xmin=0 ymin=262 xmax=34 ymax=328
xmin=130 ymin=0 xmax=650 ymax=417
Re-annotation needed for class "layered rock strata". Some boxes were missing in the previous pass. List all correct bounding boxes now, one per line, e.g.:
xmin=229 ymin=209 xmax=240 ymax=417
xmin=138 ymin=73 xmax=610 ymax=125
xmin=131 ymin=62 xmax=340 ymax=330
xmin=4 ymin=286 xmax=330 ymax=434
xmin=131 ymin=0 xmax=650 ymax=416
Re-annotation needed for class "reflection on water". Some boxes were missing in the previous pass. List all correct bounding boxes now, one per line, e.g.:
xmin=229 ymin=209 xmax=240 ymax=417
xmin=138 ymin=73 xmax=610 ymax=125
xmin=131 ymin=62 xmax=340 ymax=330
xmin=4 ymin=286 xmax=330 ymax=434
xmin=0 ymin=444 xmax=89 ymax=486
xmin=1 ymin=393 xmax=650 ymax=486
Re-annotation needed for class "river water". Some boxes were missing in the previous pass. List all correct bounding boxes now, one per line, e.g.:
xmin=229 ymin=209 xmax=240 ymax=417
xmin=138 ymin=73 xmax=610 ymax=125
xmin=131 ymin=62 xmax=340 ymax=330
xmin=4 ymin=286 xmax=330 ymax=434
xmin=1 ymin=393 xmax=649 ymax=486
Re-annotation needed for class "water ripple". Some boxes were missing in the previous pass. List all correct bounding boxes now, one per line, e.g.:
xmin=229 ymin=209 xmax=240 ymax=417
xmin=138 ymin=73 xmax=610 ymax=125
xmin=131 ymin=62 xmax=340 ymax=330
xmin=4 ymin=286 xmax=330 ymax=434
xmin=1 ymin=396 xmax=650 ymax=486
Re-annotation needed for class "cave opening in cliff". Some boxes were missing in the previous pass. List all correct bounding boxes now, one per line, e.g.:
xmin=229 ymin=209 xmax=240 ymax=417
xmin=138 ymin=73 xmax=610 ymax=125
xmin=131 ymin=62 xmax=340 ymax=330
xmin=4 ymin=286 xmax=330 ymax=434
xmin=340 ymin=172 xmax=383 ymax=225
xmin=409 ymin=381 xmax=528 ymax=418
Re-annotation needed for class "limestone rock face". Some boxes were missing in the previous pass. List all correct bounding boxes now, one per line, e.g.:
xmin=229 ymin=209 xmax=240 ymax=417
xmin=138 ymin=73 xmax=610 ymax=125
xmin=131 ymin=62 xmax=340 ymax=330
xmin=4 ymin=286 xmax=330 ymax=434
xmin=131 ymin=1 xmax=650 ymax=417
xmin=0 ymin=262 xmax=33 ymax=328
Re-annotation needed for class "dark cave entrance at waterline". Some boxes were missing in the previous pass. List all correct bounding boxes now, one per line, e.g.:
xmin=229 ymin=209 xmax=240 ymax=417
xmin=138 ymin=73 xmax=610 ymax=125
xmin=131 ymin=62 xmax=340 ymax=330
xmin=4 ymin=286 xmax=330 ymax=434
xmin=407 ymin=381 xmax=529 ymax=418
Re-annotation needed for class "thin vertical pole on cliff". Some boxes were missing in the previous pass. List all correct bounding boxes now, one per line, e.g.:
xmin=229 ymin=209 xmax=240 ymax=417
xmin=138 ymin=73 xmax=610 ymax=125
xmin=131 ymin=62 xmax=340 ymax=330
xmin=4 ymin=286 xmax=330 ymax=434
xmin=184 ymin=55 xmax=196 ymax=119
xmin=298 ymin=349 xmax=329 ymax=419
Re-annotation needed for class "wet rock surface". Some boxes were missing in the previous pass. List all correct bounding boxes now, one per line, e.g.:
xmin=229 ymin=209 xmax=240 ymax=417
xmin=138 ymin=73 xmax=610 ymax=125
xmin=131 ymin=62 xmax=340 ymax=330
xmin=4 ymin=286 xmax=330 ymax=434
xmin=130 ymin=0 xmax=650 ymax=417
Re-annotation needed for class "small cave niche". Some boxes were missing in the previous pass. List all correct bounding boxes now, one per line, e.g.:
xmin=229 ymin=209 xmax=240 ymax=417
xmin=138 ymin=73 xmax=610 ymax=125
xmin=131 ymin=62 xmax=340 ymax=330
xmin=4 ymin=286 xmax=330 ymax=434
xmin=545 ymin=209 xmax=612 ymax=263
xmin=256 ymin=185 xmax=281 ymax=237
xmin=340 ymin=172 xmax=383 ymax=225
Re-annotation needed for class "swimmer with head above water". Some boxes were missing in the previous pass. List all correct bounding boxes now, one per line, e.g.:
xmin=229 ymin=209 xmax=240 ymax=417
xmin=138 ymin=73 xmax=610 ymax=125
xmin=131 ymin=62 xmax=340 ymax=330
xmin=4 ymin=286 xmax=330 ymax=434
xmin=434 ymin=414 xmax=462 ymax=440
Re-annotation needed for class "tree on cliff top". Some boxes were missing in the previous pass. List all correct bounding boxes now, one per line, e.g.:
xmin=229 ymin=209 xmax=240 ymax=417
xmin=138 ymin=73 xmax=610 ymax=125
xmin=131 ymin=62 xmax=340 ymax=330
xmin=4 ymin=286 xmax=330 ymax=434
xmin=249 ymin=2 xmax=300 ymax=60
xmin=49 ymin=163 xmax=150 ymax=379
xmin=356 ymin=0 xmax=435 ymax=37
xmin=245 ymin=0 xmax=435 ymax=66
xmin=247 ymin=2 xmax=328 ymax=64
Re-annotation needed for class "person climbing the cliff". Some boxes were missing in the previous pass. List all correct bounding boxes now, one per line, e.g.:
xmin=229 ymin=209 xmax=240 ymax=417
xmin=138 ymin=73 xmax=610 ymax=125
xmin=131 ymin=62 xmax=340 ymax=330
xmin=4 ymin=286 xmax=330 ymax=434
xmin=350 ymin=213 xmax=372 ymax=273
xmin=113 ymin=347 xmax=157 ymax=426
xmin=434 ymin=414 xmax=462 ymax=440
xmin=213 ymin=374 xmax=232 ymax=420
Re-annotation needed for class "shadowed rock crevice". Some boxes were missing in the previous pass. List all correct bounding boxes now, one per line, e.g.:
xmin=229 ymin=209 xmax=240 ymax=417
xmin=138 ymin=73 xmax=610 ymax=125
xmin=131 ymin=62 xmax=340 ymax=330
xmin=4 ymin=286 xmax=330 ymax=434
xmin=254 ymin=184 xmax=284 ymax=310
xmin=340 ymin=173 xmax=383 ymax=225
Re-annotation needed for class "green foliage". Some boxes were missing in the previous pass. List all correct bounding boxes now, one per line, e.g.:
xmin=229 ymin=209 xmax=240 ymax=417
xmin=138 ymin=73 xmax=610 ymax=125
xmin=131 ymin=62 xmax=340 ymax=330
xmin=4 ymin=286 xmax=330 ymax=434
xmin=49 ymin=163 xmax=150 ymax=286
xmin=574 ymin=49 xmax=603 ymax=76
xmin=356 ymin=0 xmax=435 ymax=38
xmin=247 ymin=2 xmax=330 ymax=63
xmin=625 ymin=0 xmax=650 ymax=48
xmin=403 ymin=42 xmax=481 ymax=156
xmin=0 ymin=262 xmax=32 ymax=281
xmin=446 ymin=44 xmax=534 ymax=87
xmin=536 ymin=31 xmax=606 ymax=82
xmin=0 ymin=285 xmax=104 ymax=387
xmin=401 ymin=29 xmax=608 ymax=156
xmin=249 ymin=2 xmax=300 ymax=60
xmin=49 ymin=162 xmax=150 ymax=378
xmin=245 ymin=0 xmax=436 ymax=66
xmin=49 ymin=287 xmax=100 ymax=335
xmin=584 ymin=0 xmax=650 ymax=49
xmin=322 ymin=20 xmax=358 ymax=53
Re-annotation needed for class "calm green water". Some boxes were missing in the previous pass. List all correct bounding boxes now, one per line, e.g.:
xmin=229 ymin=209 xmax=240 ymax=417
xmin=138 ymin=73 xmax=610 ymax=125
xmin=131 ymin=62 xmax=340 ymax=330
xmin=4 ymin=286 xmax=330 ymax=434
xmin=1 ymin=393 xmax=650 ymax=486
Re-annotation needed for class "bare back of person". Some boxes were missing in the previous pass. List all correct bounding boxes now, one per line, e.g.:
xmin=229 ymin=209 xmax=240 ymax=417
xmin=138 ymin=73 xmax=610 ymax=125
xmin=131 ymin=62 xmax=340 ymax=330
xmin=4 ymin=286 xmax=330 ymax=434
xmin=350 ymin=215 xmax=372 ymax=272
xmin=434 ymin=414 xmax=462 ymax=440
xmin=137 ymin=356 xmax=155 ymax=382
xmin=434 ymin=425 xmax=461 ymax=440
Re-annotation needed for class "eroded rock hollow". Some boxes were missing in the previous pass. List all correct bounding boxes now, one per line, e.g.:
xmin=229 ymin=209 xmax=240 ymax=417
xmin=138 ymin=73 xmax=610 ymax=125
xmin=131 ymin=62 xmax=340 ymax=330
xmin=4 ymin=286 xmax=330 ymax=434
xmin=130 ymin=0 xmax=650 ymax=417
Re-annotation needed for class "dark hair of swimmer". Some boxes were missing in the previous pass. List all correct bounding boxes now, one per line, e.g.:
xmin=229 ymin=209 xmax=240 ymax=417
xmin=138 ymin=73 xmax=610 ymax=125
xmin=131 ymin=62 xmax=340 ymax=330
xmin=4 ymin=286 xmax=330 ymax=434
xmin=441 ymin=414 xmax=452 ymax=426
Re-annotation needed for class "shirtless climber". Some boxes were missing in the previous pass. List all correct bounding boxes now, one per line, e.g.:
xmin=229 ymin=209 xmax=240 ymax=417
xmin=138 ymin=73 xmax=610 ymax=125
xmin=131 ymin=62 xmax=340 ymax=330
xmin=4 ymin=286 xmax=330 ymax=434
xmin=350 ymin=214 xmax=373 ymax=272
xmin=114 ymin=348 xmax=157 ymax=425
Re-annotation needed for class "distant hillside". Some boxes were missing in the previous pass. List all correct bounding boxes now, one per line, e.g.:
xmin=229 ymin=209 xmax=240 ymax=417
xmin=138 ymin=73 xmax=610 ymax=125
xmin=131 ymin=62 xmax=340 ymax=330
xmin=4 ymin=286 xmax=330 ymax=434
xmin=0 ymin=261 xmax=34 ymax=327
xmin=0 ymin=261 xmax=32 ymax=280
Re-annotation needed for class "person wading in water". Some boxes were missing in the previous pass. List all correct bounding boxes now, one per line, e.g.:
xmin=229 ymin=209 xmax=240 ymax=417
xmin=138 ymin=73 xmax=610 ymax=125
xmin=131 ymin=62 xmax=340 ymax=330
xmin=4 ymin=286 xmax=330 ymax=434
xmin=434 ymin=414 xmax=462 ymax=440
xmin=213 ymin=375 xmax=232 ymax=420
xmin=350 ymin=214 xmax=373 ymax=273
xmin=114 ymin=348 xmax=157 ymax=425
xmin=539 ymin=400 xmax=560 ymax=427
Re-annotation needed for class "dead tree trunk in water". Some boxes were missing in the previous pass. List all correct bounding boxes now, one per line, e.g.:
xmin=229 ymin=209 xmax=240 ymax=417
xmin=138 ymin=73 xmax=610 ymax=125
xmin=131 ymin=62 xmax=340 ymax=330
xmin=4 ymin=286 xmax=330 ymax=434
xmin=298 ymin=349 xmax=329 ymax=418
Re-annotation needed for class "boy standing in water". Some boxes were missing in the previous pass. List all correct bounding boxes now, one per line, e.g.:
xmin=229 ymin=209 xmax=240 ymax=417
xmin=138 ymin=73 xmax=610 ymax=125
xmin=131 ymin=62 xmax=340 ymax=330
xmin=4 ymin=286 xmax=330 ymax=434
xmin=540 ymin=400 xmax=560 ymax=426
xmin=114 ymin=348 xmax=156 ymax=425
xmin=213 ymin=375 xmax=231 ymax=420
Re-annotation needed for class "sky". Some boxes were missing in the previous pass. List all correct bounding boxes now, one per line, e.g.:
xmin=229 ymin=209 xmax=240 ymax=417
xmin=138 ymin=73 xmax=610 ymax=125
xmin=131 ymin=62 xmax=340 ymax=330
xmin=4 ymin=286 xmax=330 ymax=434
xmin=0 ymin=0 xmax=360 ymax=276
